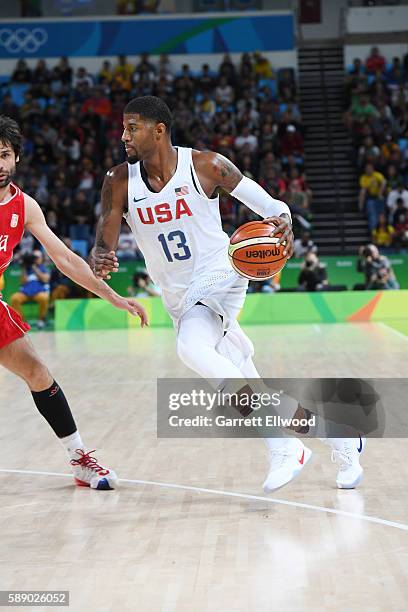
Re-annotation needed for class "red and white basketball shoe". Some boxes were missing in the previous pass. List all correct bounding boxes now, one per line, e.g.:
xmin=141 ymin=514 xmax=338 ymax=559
xmin=263 ymin=437 xmax=312 ymax=493
xmin=70 ymin=449 xmax=118 ymax=490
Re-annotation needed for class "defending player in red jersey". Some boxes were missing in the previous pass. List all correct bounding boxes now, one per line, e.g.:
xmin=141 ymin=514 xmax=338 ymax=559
xmin=0 ymin=115 xmax=148 ymax=490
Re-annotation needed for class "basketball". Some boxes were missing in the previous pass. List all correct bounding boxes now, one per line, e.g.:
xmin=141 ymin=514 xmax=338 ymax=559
xmin=228 ymin=220 xmax=288 ymax=280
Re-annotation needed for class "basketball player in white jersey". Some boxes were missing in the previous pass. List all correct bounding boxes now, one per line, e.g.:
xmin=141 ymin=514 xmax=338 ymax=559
xmin=92 ymin=96 xmax=365 ymax=490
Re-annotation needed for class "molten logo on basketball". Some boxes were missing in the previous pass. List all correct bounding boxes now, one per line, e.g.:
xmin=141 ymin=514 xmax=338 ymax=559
xmin=246 ymin=247 xmax=280 ymax=259
xmin=228 ymin=220 xmax=289 ymax=281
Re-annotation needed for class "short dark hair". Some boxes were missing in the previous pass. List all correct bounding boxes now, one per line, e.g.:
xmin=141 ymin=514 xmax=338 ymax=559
xmin=124 ymin=96 xmax=172 ymax=132
xmin=0 ymin=115 xmax=23 ymax=158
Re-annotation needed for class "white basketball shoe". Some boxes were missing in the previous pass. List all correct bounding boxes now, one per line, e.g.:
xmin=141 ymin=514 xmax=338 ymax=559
xmin=70 ymin=449 xmax=118 ymax=490
xmin=263 ymin=438 xmax=312 ymax=493
xmin=328 ymin=437 xmax=366 ymax=489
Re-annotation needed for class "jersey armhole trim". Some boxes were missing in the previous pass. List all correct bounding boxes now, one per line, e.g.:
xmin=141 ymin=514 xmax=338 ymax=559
xmin=190 ymin=152 xmax=218 ymax=202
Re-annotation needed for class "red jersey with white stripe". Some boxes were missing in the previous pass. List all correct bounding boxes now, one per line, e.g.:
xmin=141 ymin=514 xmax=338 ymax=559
xmin=0 ymin=182 xmax=25 ymax=279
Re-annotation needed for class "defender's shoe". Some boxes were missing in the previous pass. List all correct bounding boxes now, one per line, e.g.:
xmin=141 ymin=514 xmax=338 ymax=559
xmin=329 ymin=437 xmax=366 ymax=489
xmin=70 ymin=449 xmax=118 ymax=490
xmin=263 ymin=438 xmax=312 ymax=493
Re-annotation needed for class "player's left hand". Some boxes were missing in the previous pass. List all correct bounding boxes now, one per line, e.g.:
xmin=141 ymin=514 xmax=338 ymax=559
xmin=110 ymin=296 xmax=149 ymax=327
xmin=264 ymin=215 xmax=294 ymax=258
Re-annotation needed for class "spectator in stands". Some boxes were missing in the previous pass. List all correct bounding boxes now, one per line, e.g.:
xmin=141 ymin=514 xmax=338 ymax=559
xmin=72 ymin=67 xmax=94 ymax=89
xmin=11 ymin=59 xmax=32 ymax=83
xmin=365 ymin=47 xmax=386 ymax=75
xmin=259 ymin=166 xmax=286 ymax=199
xmin=387 ymin=181 xmax=408 ymax=216
xmin=357 ymin=244 xmax=399 ymax=289
xmin=386 ymin=57 xmax=403 ymax=83
xmin=384 ymin=164 xmax=401 ymax=195
xmin=135 ymin=53 xmax=156 ymax=77
xmin=218 ymin=54 xmax=236 ymax=84
xmin=253 ymin=52 xmax=273 ymax=79
xmin=0 ymin=94 xmax=20 ymax=122
xmin=359 ymin=162 xmax=386 ymax=230
xmin=116 ymin=224 xmax=142 ymax=260
xmin=10 ymin=250 xmax=50 ymax=329
xmin=372 ymin=213 xmax=394 ymax=248
xmin=81 ymin=87 xmax=112 ymax=119
xmin=349 ymin=58 xmax=365 ymax=77
xmin=358 ymin=136 xmax=380 ymax=168
xmin=298 ymin=253 xmax=328 ymax=292
xmin=49 ymin=241 xmax=88 ymax=303
xmin=219 ymin=194 xmax=236 ymax=231
xmin=31 ymin=59 xmax=51 ymax=97
xmin=369 ymin=265 xmax=400 ymax=290
xmin=69 ymin=190 xmax=93 ymax=244
xmin=392 ymin=201 xmax=408 ymax=250
xmin=129 ymin=270 xmax=161 ymax=298
xmin=196 ymin=92 xmax=216 ymax=124
xmin=215 ymin=76 xmax=234 ymax=106
xmin=235 ymin=125 xmax=258 ymax=153
xmin=114 ymin=54 xmax=133 ymax=83
xmin=14 ymin=232 xmax=35 ymax=263
xmin=278 ymin=68 xmax=296 ymax=101
xmin=56 ymin=57 xmax=72 ymax=85
xmin=286 ymin=167 xmax=312 ymax=211
xmin=381 ymin=133 xmax=401 ymax=167
xmin=280 ymin=124 xmax=304 ymax=162
xmin=293 ymin=231 xmax=317 ymax=258
xmin=197 ymin=64 xmax=214 ymax=94
xmin=398 ymin=126 xmax=408 ymax=155
xmin=99 ymin=60 xmax=113 ymax=85
xmin=350 ymin=93 xmax=379 ymax=126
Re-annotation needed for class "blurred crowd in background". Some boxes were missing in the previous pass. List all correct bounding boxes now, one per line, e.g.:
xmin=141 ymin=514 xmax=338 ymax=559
xmin=1 ymin=48 xmax=404 ymax=326
xmin=344 ymin=46 xmax=408 ymax=250
xmin=1 ymin=51 xmax=310 ymax=261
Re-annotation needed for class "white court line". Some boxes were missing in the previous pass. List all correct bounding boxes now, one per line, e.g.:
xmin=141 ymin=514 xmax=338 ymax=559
xmin=378 ymin=322 xmax=408 ymax=342
xmin=0 ymin=467 xmax=407 ymax=532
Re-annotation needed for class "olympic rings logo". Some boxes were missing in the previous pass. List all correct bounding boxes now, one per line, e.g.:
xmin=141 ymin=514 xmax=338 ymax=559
xmin=0 ymin=28 xmax=48 ymax=54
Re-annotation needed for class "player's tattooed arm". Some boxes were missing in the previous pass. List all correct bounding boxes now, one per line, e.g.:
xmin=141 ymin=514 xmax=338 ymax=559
xmin=192 ymin=151 xmax=243 ymax=196
xmin=90 ymin=164 xmax=127 ymax=280
xmin=211 ymin=153 xmax=243 ymax=192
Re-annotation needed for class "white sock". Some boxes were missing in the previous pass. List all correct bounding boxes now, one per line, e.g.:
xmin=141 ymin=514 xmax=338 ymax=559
xmin=60 ymin=431 xmax=85 ymax=460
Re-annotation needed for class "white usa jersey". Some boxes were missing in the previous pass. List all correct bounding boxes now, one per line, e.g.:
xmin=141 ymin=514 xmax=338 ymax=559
xmin=124 ymin=146 xmax=248 ymax=327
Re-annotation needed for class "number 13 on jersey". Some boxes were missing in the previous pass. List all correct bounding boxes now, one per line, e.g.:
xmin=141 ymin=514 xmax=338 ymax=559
xmin=158 ymin=230 xmax=191 ymax=262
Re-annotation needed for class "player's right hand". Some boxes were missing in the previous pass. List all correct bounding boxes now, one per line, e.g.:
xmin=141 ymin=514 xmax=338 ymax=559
xmin=92 ymin=250 xmax=119 ymax=280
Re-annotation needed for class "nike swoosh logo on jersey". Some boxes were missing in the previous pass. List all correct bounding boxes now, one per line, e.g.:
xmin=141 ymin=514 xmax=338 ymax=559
xmin=357 ymin=436 xmax=363 ymax=453
xmin=298 ymin=450 xmax=305 ymax=465
xmin=134 ymin=196 xmax=147 ymax=202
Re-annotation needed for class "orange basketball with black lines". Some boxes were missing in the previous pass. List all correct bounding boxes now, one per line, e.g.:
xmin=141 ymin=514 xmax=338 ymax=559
xmin=228 ymin=220 xmax=288 ymax=281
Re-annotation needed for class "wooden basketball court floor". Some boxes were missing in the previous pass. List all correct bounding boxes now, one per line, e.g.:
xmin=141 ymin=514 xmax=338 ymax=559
xmin=0 ymin=322 xmax=407 ymax=612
